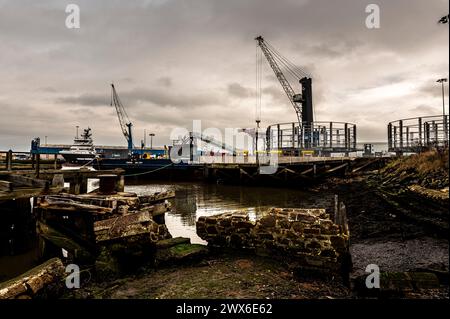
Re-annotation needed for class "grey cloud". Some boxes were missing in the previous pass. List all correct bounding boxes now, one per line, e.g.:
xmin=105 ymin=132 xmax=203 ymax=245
xmin=227 ymin=83 xmax=252 ymax=98
xmin=57 ymin=94 xmax=108 ymax=107
xmin=0 ymin=0 xmax=448 ymax=150
xmin=157 ymin=77 xmax=173 ymax=87
xmin=56 ymin=88 xmax=220 ymax=109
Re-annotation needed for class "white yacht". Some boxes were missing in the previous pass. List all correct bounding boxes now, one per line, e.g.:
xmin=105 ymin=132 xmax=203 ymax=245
xmin=60 ymin=128 xmax=98 ymax=164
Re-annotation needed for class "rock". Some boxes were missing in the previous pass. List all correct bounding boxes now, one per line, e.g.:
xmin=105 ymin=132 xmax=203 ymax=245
xmin=156 ymin=237 xmax=191 ymax=249
xmin=155 ymin=243 xmax=209 ymax=265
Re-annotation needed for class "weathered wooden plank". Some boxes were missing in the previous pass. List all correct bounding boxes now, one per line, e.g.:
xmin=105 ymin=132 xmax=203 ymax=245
xmin=45 ymin=193 xmax=118 ymax=210
xmin=139 ymin=201 xmax=171 ymax=217
xmin=0 ymin=186 xmax=63 ymax=203
xmin=3 ymin=174 xmax=49 ymax=188
xmin=0 ymin=257 xmax=64 ymax=299
xmin=138 ymin=190 xmax=175 ymax=204
xmin=39 ymin=200 xmax=113 ymax=215
xmin=324 ymin=163 xmax=348 ymax=174
xmin=0 ymin=180 xmax=13 ymax=192
xmin=94 ymin=211 xmax=156 ymax=243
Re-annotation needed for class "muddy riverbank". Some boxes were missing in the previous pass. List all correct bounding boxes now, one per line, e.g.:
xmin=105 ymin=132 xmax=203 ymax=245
xmin=61 ymin=167 xmax=448 ymax=299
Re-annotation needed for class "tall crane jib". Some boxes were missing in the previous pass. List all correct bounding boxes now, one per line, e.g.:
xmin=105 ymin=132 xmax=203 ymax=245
xmin=110 ymin=84 xmax=134 ymax=152
xmin=255 ymin=36 xmax=314 ymax=147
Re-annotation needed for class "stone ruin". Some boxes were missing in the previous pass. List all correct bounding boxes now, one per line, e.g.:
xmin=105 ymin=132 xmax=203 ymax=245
xmin=196 ymin=205 xmax=351 ymax=275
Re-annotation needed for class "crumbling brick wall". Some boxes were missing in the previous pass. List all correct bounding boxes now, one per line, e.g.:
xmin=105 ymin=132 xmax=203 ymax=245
xmin=196 ymin=208 xmax=350 ymax=273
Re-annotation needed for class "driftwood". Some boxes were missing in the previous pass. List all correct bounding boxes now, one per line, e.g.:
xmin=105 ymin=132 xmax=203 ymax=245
xmin=0 ymin=258 xmax=64 ymax=299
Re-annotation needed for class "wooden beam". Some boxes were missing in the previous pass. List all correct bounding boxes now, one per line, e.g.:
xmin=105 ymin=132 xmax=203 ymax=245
xmin=324 ymin=163 xmax=348 ymax=174
xmin=0 ymin=180 xmax=13 ymax=192
xmin=4 ymin=174 xmax=49 ymax=188
xmin=38 ymin=200 xmax=113 ymax=215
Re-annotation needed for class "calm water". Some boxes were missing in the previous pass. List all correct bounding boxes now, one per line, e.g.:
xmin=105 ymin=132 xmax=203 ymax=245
xmin=125 ymin=182 xmax=335 ymax=244
xmin=0 ymin=182 xmax=334 ymax=280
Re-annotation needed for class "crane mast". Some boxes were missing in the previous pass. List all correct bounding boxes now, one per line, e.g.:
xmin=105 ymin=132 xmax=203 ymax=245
xmin=110 ymin=84 xmax=133 ymax=152
xmin=255 ymin=36 xmax=314 ymax=127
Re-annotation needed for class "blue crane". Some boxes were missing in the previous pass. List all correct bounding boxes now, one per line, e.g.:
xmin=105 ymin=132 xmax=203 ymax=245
xmin=110 ymin=84 xmax=133 ymax=152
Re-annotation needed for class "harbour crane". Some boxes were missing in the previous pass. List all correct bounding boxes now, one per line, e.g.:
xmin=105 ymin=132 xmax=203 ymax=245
xmin=255 ymin=36 xmax=314 ymax=128
xmin=110 ymin=84 xmax=134 ymax=152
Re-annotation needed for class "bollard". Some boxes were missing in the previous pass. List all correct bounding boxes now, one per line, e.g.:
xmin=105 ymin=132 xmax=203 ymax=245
xmin=98 ymin=174 xmax=118 ymax=195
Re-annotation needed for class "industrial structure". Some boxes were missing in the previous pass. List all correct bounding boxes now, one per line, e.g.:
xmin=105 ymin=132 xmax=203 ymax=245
xmin=388 ymin=115 xmax=449 ymax=154
xmin=110 ymin=84 xmax=134 ymax=152
xmin=255 ymin=36 xmax=358 ymax=155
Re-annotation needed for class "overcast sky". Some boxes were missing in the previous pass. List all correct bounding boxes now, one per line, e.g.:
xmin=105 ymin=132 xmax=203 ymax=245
xmin=0 ymin=0 xmax=448 ymax=150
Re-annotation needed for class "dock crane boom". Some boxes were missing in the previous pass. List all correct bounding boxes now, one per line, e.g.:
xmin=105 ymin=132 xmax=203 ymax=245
xmin=110 ymin=84 xmax=133 ymax=151
xmin=255 ymin=36 xmax=314 ymax=127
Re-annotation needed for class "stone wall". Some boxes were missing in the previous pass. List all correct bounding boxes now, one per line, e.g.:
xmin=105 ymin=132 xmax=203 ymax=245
xmin=196 ymin=207 xmax=350 ymax=273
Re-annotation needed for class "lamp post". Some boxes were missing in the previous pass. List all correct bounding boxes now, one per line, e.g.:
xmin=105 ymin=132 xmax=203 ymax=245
xmin=149 ymin=133 xmax=155 ymax=149
xmin=437 ymin=78 xmax=447 ymax=116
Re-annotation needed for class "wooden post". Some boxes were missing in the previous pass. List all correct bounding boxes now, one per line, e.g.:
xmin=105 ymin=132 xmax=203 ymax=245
xmin=333 ymin=194 xmax=339 ymax=224
xmin=54 ymin=154 xmax=57 ymax=170
xmin=116 ymin=175 xmax=125 ymax=192
xmin=6 ymin=150 xmax=12 ymax=171
xmin=31 ymin=153 xmax=35 ymax=169
xmin=35 ymin=154 xmax=40 ymax=178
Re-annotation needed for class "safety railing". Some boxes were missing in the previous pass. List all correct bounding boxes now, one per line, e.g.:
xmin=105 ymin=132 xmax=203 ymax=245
xmin=388 ymin=115 xmax=449 ymax=153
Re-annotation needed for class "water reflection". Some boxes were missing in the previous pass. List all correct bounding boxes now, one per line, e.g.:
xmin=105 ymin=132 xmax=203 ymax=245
xmin=125 ymin=182 xmax=334 ymax=244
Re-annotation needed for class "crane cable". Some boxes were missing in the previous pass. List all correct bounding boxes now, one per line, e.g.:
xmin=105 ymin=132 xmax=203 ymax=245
xmin=265 ymin=41 xmax=311 ymax=78
xmin=266 ymin=41 xmax=311 ymax=79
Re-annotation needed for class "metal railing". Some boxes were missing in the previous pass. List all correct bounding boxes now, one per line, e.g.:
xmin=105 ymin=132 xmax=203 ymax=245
xmin=265 ymin=121 xmax=357 ymax=154
xmin=388 ymin=115 xmax=449 ymax=153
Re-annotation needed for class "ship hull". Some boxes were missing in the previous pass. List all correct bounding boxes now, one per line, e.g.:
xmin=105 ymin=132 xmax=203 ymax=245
xmin=60 ymin=153 xmax=97 ymax=165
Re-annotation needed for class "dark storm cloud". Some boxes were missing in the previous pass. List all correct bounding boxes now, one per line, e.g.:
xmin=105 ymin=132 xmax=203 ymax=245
xmin=57 ymin=93 xmax=108 ymax=107
xmin=57 ymin=88 xmax=220 ymax=108
xmin=0 ymin=0 xmax=448 ymax=150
